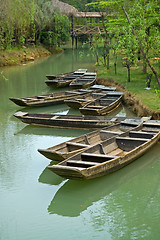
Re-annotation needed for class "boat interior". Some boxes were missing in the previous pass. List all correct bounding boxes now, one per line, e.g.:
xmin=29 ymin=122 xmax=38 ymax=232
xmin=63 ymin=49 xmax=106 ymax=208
xmin=60 ymin=126 xmax=159 ymax=169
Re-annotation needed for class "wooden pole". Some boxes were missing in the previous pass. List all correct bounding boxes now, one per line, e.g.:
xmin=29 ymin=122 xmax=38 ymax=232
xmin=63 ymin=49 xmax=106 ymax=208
xmin=75 ymin=36 xmax=78 ymax=49
xmin=71 ymin=15 xmax=74 ymax=50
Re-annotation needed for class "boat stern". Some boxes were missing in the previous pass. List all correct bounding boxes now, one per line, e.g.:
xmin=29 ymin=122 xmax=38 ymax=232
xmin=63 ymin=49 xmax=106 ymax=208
xmin=47 ymin=165 xmax=86 ymax=180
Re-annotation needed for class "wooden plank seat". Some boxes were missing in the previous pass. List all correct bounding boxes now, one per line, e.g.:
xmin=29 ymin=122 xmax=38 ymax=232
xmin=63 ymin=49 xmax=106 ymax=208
xmin=116 ymin=136 xmax=149 ymax=142
xmin=81 ymin=153 xmax=116 ymax=163
xmin=100 ymin=99 xmax=117 ymax=103
xmin=36 ymin=96 xmax=48 ymax=99
xmin=50 ymin=116 xmax=59 ymax=120
xmin=129 ymin=131 xmax=155 ymax=139
xmin=65 ymin=91 xmax=78 ymax=95
xmin=79 ymin=78 xmax=94 ymax=80
xmin=143 ymin=122 xmax=160 ymax=128
xmin=110 ymin=117 xmax=118 ymax=122
xmin=67 ymin=160 xmax=99 ymax=168
xmin=100 ymin=130 xmax=121 ymax=135
xmin=76 ymin=98 xmax=89 ymax=102
xmin=86 ymin=105 xmax=104 ymax=109
xmin=23 ymin=97 xmax=34 ymax=100
xmin=66 ymin=142 xmax=90 ymax=148
xmin=142 ymin=129 xmax=159 ymax=133
xmin=101 ymin=97 xmax=118 ymax=100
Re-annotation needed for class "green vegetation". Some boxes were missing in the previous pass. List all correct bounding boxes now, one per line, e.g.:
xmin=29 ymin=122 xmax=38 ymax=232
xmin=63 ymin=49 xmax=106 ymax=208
xmin=0 ymin=45 xmax=52 ymax=67
xmin=73 ymin=0 xmax=160 ymax=113
xmin=85 ymin=0 xmax=160 ymax=88
xmin=0 ymin=0 xmax=159 ymax=113
xmin=0 ymin=0 xmax=70 ymax=50
xmin=97 ymin=51 xmax=160 ymax=112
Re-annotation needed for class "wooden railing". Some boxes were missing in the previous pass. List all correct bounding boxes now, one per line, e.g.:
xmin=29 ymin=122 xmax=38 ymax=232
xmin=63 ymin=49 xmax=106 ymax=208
xmin=71 ymin=25 xmax=105 ymax=35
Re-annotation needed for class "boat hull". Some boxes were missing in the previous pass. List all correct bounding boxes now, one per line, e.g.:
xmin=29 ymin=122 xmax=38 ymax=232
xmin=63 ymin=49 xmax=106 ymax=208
xmin=38 ymin=123 xmax=132 ymax=161
xmin=70 ymin=81 xmax=96 ymax=89
xmin=9 ymin=98 xmax=27 ymax=107
xmin=14 ymin=112 xmax=127 ymax=129
xmin=9 ymin=90 xmax=91 ymax=107
xmin=48 ymin=124 xmax=160 ymax=180
xmin=38 ymin=148 xmax=89 ymax=161
xmin=80 ymin=97 xmax=122 ymax=116
xmin=45 ymin=79 xmax=73 ymax=88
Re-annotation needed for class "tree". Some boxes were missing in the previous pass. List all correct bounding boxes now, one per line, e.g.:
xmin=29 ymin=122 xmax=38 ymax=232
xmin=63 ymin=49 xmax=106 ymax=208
xmin=0 ymin=0 xmax=70 ymax=49
xmin=87 ymin=0 xmax=160 ymax=88
xmin=121 ymin=1 xmax=160 ymax=87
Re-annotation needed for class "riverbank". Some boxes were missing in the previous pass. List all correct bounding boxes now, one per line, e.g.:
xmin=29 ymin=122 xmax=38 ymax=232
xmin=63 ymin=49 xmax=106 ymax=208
xmin=95 ymin=51 xmax=160 ymax=119
xmin=0 ymin=45 xmax=63 ymax=67
xmin=97 ymin=77 xmax=160 ymax=119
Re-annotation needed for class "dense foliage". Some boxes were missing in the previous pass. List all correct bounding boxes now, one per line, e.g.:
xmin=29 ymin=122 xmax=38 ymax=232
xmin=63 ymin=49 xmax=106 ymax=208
xmin=85 ymin=0 xmax=160 ymax=87
xmin=0 ymin=0 xmax=70 ymax=49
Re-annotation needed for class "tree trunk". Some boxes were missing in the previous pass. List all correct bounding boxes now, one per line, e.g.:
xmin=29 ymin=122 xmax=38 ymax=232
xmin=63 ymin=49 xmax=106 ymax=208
xmin=114 ymin=63 xmax=117 ymax=74
xmin=143 ymin=59 xmax=147 ymax=74
xmin=127 ymin=65 xmax=131 ymax=82
xmin=96 ymin=51 xmax=99 ymax=64
xmin=122 ymin=6 xmax=160 ymax=88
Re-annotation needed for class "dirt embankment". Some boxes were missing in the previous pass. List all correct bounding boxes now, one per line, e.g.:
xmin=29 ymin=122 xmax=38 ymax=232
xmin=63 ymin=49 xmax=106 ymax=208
xmin=0 ymin=46 xmax=62 ymax=67
xmin=97 ymin=78 xmax=160 ymax=120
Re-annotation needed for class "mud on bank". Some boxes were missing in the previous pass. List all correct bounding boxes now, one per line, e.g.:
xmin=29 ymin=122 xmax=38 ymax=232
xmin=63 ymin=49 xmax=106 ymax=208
xmin=0 ymin=46 xmax=63 ymax=67
xmin=97 ymin=78 xmax=160 ymax=120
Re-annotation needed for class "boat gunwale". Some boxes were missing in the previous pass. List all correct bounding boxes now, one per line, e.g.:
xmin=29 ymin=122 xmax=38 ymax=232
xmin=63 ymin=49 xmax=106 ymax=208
xmin=48 ymin=123 xmax=160 ymax=179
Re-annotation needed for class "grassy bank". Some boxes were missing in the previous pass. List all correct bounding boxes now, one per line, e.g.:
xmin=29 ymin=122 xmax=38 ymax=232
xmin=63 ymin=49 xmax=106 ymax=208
xmin=0 ymin=45 xmax=63 ymax=67
xmin=96 ymin=52 xmax=160 ymax=119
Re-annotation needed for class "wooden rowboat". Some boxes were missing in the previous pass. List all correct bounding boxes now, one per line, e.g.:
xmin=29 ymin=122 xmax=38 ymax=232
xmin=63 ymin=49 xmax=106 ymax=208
xmin=80 ymin=91 xmax=123 ymax=115
xmin=45 ymin=69 xmax=88 ymax=87
xmin=45 ymin=78 xmax=74 ymax=88
xmin=90 ymin=84 xmax=116 ymax=91
xmin=47 ymin=122 xmax=160 ymax=180
xmin=46 ymin=71 xmax=73 ymax=80
xmin=65 ymin=87 xmax=122 ymax=109
xmin=9 ymin=89 xmax=91 ymax=107
xmin=46 ymin=69 xmax=87 ymax=80
xmin=38 ymin=121 xmax=144 ymax=161
xmin=69 ymin=73 xmax=97 ymax=89
xmin=13 ymin=111 xmax=133 ymax=129
xmin=64 ymin=92 xmax=107 ymax=109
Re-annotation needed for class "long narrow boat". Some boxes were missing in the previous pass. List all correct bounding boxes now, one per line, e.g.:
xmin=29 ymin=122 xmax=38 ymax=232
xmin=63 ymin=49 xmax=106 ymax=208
xmin=46 ymin=69 xmax=87 ymax=80
xmin=38 ymin=121 xmax=144 ymax=161
xmin=90 ymin=84 xmax=116 ymax=91
xmin=47 ymin=122 xmax=160 ymax=180
xmin=9 ymin=89 xmax=92 ymax=107
xmin=64 ymin=92 xmax=107 ymax=109
xmin=13 ymin=111 xmax=132 ymax=129
xmin=45 ymin=69 xmax=88 ymax=87
xmin=80 ymin=91 xmax=123 ymax=115
xmin=45 ymin=78 xmax=74 ymax=88
xmin=69 ymin=73 xmax=97 ymax=89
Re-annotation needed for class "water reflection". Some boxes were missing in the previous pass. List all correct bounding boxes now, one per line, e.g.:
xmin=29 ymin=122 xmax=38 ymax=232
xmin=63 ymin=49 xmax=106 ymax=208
xmin=15 ymin=125 xmax=92 ymax=137
xmin=38 ymin=166 xmax=63 ymax=185
xmin=11 ymin=103 xmax=70 ymax=115
xmin=48 ymin=143 xmax=160 ymax=218
xmin=1 ymin=47 xmax=160 ymax=240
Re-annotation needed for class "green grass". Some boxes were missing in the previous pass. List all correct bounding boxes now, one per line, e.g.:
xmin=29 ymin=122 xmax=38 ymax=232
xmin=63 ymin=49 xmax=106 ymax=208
xmin=96 ymin=53 xmax=160 ymax=112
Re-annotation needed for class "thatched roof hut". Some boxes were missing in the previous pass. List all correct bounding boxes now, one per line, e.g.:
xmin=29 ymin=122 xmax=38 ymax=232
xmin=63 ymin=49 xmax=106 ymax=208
xmin=52 ymin=0 xmax=78 ymax=16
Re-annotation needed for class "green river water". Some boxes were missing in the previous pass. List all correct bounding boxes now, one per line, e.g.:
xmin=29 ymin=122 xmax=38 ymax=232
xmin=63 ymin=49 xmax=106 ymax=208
xmin=0 ymin=48 xmax=160 ymax=240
